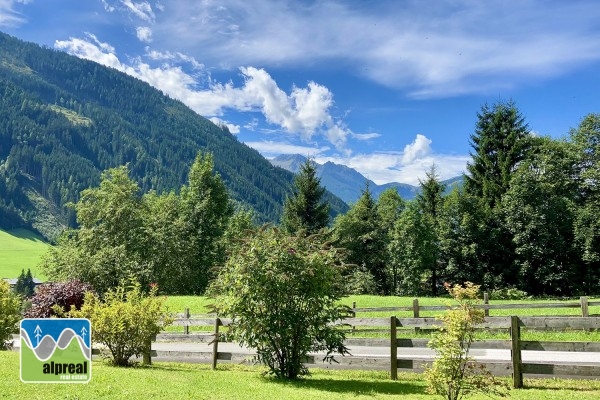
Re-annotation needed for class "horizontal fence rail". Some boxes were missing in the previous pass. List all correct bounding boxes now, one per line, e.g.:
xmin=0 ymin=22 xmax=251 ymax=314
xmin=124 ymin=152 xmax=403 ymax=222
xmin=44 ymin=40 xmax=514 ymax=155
xmin=153 ymin=297 xmax=600 ymax=388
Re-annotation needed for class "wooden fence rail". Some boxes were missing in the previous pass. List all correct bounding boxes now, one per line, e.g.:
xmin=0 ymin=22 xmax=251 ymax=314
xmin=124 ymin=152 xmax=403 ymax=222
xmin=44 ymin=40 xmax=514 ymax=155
xmin=350 ymin=295 xmax=599 ymax=318
xmin=159 ymin=311 xmax=600 ymax=387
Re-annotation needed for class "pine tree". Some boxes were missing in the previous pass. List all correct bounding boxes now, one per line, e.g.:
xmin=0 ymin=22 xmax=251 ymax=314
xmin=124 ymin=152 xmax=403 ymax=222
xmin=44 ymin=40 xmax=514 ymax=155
xmin=333 ymin=184 xmax=388 ymax=293
xmin=416 ymin=165 xmax=446 ymax=295
xmin=465 ymin=100 xmax=531 ymax=209
xmin=282 ymin=159 xmax=330 ymax=235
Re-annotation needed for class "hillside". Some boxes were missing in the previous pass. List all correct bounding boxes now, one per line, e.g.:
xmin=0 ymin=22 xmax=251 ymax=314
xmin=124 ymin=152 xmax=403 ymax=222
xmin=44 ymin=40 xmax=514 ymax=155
xmin=271 ymin=154 xmax=463 ymax=204
xmin=0 ymin=228 xmax=48 ymax=279
xmin=0 ymin=32 xmax=348 ymax=239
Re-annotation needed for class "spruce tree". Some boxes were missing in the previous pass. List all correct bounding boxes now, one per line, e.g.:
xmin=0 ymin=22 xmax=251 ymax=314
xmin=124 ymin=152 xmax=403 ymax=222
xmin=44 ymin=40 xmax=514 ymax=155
xmin=282 ymin=159 xmax=329 ymax=235
xmin=465 ymin=100 xmax=531 ymax=208
xmin=416 ymin=165 xmax=446 ymax=295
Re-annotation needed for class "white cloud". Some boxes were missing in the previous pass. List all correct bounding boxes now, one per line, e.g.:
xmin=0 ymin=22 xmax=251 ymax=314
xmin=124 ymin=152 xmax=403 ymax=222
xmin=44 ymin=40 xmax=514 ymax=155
xmin=0 ymin=0 xmax=27 ymax=27
xmin=315 ymin=134 xmax=469 ymax=185
xmin=54 ymin=35 xmax=351 ymax=150
xmin=209 ymin=117 xmax=240 ymax=134
xmin=101 ymin=0 xmax=115 ymax=12
xmin=156 ymin=0 xmax=600 ymax=98
xmin=121 ymin=0 xmax=154 ymax=22
xmin=244 ymin=141 xmax=328 ymax=158
xmin=136 ymin=26 xmax=152 ymax=43
xmin=352 ymin=132 xmax=381 ymax=141
xmin=401 ymin=134 xmax=432 ymax=164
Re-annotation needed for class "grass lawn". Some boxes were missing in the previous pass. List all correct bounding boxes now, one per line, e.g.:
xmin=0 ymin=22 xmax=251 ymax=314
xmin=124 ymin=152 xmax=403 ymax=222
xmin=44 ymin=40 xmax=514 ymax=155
xmin=2 ymin=351 xmax=600 ymax=399
xmin=0 ymin=228 xmax=49 ymax=280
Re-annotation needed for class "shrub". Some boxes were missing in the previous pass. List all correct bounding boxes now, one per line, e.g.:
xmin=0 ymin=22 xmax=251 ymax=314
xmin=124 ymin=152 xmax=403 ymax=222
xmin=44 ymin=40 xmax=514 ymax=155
xmin=24 ymin=279 xmax=94 ymax=318
xmin=490 ymin=287 xmax=530 ymax=300
xmin=344 ymin=265 xmax=378 ymax=295
xmin=424 ymin=282 xmax=508 ymax=400
xmin=209 ymin=227 xmax=349 ymax=379
xmin=68 ymin=278 xmax=173 ymax=366
xmin=0 ymin=280 xmax=21 ymax=350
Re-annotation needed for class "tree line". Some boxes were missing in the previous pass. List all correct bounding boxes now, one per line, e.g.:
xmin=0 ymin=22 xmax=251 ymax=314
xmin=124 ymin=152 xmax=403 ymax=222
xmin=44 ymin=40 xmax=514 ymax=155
xmin=41 ymin=100 xmax=600 ymax=297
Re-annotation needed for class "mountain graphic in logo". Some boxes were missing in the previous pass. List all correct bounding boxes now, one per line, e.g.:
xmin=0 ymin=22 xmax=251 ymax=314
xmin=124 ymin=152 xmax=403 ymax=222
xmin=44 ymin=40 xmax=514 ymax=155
xmin=20 ymin=318 xmax=92 ymax=383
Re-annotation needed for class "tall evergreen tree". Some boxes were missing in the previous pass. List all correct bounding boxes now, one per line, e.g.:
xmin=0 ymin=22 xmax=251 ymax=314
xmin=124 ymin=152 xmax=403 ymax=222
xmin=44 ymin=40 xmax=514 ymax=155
xmin=416 ymin=166 xmax=446 ymax=295
xmin=333 ymin=184 xmax=387 ymax=293
xmin=465 ymin=100 xmax=531 ymax=209
xmin=281 ymin=159 xmax=329 ymax=235
xmin=464 ymin=100 xmax=531 ymax=290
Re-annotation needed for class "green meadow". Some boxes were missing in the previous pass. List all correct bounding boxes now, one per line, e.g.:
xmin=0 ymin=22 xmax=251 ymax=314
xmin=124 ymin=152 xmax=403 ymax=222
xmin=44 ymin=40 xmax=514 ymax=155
xmin=0 ymin=228 xmax=49 ymax=280
xmin=2 ymin=352 xmax=600 ymax=400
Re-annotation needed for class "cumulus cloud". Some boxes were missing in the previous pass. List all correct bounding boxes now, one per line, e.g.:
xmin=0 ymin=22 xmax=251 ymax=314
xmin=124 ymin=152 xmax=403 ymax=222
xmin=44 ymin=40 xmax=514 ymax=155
xmin=55 ymin=35 xmax=350 ymax=150
xmin=136 ymin=26 xmax=152 ymax=42
xmin=401 ymin=134 xmax=432 ymax=164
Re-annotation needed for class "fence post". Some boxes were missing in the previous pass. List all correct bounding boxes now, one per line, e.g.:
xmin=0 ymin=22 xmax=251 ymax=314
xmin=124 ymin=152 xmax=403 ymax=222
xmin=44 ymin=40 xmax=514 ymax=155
xmin=483 ymin=292 xmax=490 ymax=317
xmin=352 ymin=301 xmax=357 ymax=332
xmin=581 ymin=296 xmax=589 ymax=318
xmin=413 ymin=298 xmax=420 ymax=334
xmin=390 ymin=316 xmax=398 ymax=380
xmin=184 ymin=308 xmax=190 ymax=335
xmin=212 ymin=317 xmax=221 ymax=370
xmin=510 ymin=316 xmax=523 ymax=389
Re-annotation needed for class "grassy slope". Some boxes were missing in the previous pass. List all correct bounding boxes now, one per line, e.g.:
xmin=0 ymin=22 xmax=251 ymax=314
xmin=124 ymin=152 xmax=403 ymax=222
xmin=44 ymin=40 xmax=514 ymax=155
xmin=1 ymin=352 xmax=599 ymax=399
xmin=0 ymin=228 xmax=49 ymax=280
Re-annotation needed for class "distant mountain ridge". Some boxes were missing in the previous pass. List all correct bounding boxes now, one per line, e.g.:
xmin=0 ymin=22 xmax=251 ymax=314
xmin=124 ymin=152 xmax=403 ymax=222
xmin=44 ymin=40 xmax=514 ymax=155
xmin=270 ymin=154 xmax=463 ymax=204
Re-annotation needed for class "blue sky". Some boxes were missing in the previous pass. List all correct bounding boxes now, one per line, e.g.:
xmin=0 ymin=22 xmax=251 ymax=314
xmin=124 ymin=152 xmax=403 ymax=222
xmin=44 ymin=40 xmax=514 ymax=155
xmin=1 ymin=1 xmax=599 ymax=185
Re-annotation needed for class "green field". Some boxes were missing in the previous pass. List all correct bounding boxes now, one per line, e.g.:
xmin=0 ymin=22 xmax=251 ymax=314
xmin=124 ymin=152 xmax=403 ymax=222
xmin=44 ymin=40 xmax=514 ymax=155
xmin=2 ymin=352 xmax=600 ymax=399
xmin=0 ymin=228 xmax=49 ymax=280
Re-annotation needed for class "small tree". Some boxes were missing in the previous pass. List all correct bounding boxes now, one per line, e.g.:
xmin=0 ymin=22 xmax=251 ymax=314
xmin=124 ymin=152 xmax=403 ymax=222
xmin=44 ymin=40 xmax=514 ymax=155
xmin=281 ymin=158 xmax=330 ymax=235
xmin=0 ymin=280 xmax=21 ymax=350
xmin=425 ymin=282 xmax=508 ymax=400
xmin=15 ymin=269 xmax=35 ymax=298
xmin=209 ymin=226 xmax=349 ymax=379
xmin=68 ymin=277 xmax=173 ymax=366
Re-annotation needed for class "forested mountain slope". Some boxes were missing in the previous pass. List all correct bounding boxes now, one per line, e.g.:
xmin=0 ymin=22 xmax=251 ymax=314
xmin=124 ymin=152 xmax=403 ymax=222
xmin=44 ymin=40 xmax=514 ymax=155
xmin=0 ymin=32 xmax=347 ymax=240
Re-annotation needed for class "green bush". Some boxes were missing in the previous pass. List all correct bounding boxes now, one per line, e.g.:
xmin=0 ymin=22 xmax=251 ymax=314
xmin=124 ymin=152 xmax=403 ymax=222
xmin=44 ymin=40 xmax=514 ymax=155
xmin=490 ymin=287 xmax=530 ymax=300
xmin=68 ymin=278 xmax=173 ymax=366
xmin=344 ymin=265 xmax=378 ymax=295
xmin=424 ymin=282 xmax=508 ymax=400
xmin=0 ymin=280 xmax=21 ymax=350
xmin=209 ymin=227 xmax=349 ymax=379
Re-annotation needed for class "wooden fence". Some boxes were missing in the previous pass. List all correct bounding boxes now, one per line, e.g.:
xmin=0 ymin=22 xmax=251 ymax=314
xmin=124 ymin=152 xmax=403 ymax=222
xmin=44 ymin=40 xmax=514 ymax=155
xmin=156 ymin=297 xmax=600 ymax=387
xmin=349 ymin=295 xmax=600 ymax=319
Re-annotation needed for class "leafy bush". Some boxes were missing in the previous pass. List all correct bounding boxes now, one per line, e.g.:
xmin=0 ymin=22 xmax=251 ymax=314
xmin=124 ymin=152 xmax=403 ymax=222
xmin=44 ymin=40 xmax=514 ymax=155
xmin=490 ymin=287 xmax=530 ymax=300
xmin=0 ymin=280 xmax=21 ymax=350
xmin=209 ymin=227 xmax=350 ymax=379
xmin=68 ymin=278 xmax=173 ymax=366
xmin=424 ymin=282 xmax=508 ymax=400
xmin=344 ymin=265 xmax=378 ymax=295
xmin=24 ymin=279 xmax=94 ymax=318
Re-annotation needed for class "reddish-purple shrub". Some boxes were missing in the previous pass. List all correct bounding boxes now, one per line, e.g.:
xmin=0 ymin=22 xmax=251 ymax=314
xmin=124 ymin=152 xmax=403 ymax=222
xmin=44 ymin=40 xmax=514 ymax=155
xmin=24 ymin=279 xmax=94 ymax=318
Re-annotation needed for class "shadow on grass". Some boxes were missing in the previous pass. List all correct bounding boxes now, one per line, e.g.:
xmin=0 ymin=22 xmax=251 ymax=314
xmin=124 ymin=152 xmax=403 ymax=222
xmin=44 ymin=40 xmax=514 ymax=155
xmin=269 ymin=376 xmax=426 ymax=396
